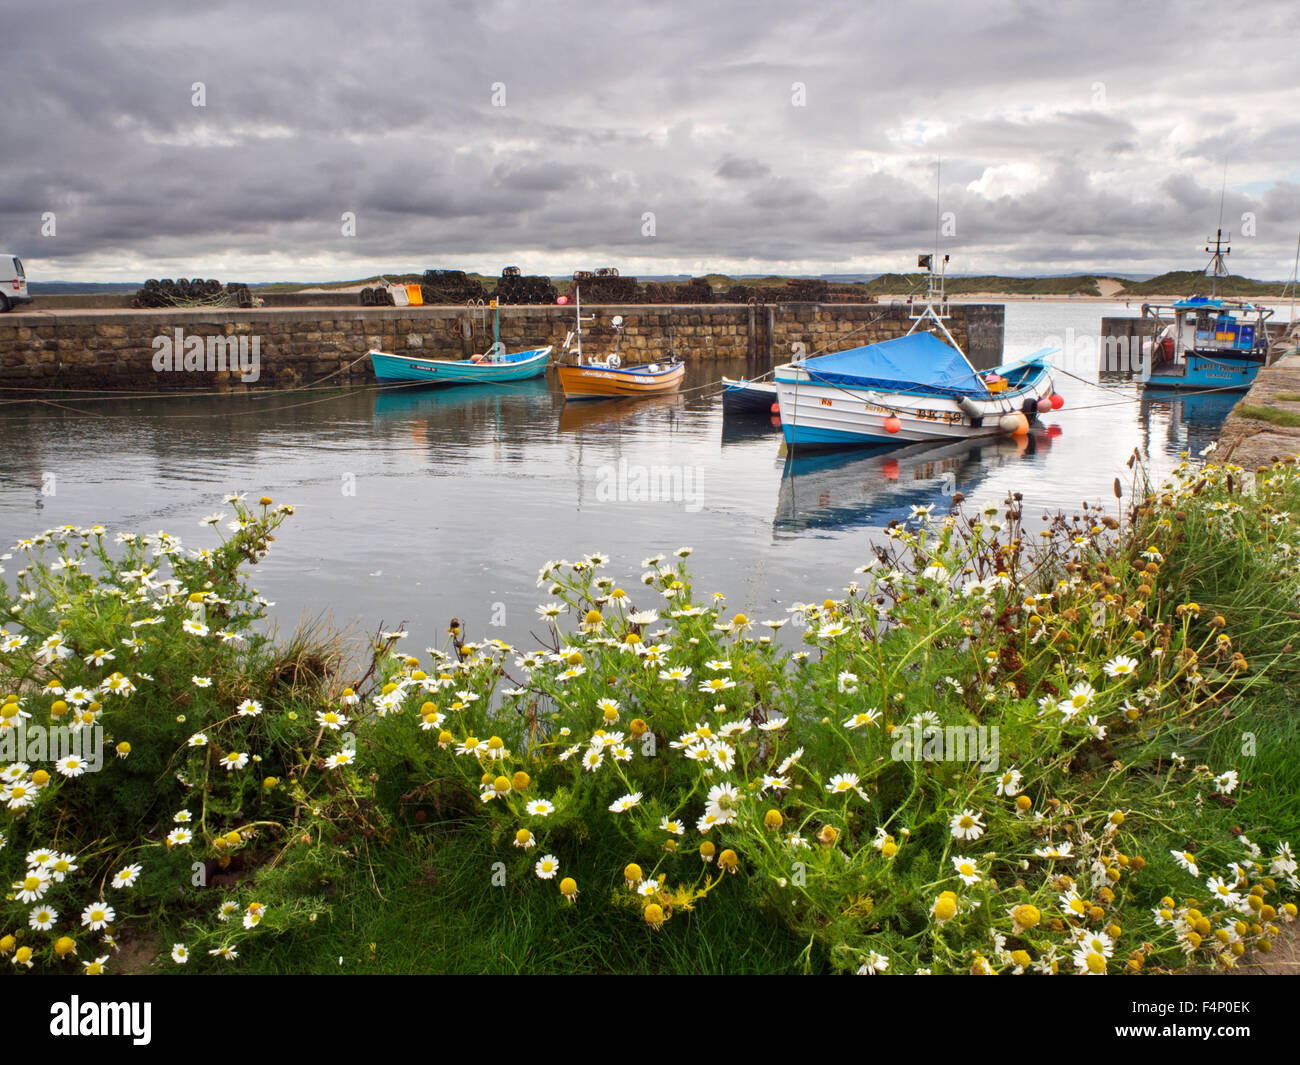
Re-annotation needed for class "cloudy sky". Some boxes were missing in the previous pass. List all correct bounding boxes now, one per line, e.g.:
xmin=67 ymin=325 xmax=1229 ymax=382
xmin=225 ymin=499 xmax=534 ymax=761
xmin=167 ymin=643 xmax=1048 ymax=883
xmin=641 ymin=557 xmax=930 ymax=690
xmin=4 ymin=0 xmax=1299 ymax=282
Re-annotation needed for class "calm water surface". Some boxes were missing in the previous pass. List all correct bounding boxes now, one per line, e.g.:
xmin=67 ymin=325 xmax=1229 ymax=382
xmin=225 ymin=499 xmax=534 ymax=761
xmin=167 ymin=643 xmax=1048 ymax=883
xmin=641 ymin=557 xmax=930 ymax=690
xmin=0 ymin=301 xmax=1240 ymax=651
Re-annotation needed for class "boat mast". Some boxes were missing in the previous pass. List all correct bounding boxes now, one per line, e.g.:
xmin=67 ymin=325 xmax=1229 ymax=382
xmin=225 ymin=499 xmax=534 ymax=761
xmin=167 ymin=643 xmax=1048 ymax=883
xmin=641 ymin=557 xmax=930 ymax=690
xmin=574 ymin=285 xmax=582 ymax=362
xmin=907 ymin=251 xmax=965 ymax=357
xmin=1206 ymin=167 xmax=1230 ymax=299
xmin=907 ymin=158 xmax=965 ymax=355
xmin=1205 ymin=228 xmax=1231 ymax=300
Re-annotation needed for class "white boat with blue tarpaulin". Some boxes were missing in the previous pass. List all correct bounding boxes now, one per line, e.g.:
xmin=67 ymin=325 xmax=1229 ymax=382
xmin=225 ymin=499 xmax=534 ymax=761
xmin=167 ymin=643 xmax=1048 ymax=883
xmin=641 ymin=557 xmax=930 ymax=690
xmin=774 ymin=252 xmax=1062 ymax=449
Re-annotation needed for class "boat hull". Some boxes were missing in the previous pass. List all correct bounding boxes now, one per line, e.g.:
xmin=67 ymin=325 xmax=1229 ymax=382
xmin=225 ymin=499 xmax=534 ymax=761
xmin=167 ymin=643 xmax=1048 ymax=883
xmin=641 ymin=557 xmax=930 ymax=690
xmin=1139 ymin=353 xmax=1261 ymax=393
xmin=775 ymin=362 xmax=1056 ymax=448
xmin=557 ymin=361 xmax=685 ymax=398
xmin=721 ymin=376 xmax=778 ymax=415
xmin=369 ymin=347 xmax=551 ymax=384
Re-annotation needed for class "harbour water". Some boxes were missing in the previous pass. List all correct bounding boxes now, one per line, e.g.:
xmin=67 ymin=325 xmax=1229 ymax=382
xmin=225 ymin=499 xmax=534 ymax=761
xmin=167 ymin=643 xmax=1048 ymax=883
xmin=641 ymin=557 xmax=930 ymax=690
xmin=0 ymin=300 xmax=1244 ymax=653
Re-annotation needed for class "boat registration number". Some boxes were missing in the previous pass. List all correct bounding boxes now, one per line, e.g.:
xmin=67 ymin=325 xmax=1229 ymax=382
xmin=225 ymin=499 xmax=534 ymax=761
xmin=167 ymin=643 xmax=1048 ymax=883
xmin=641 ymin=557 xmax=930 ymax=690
xmin=863 ymin=401 xmax=961 ymax=425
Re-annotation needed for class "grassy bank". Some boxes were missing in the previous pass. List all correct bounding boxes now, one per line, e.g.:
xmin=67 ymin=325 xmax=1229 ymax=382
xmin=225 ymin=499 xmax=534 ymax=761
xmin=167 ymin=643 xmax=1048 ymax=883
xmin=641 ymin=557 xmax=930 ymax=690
xmin=3 ymin=455 xmax=1299 ymax=975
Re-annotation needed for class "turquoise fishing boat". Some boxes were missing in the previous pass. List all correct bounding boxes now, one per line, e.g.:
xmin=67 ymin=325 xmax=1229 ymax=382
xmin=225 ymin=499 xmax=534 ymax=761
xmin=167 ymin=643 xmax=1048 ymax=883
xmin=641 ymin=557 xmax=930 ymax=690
xmin=368 ymin=345 xmax=552 ymax=384
xmin=1138 ymin=228 xmax=1274 ymax=392
xmin=370 ymin=293 xmax=552 ymax=385
xmin=1138 ymin=296 xmax=1270 ymax=393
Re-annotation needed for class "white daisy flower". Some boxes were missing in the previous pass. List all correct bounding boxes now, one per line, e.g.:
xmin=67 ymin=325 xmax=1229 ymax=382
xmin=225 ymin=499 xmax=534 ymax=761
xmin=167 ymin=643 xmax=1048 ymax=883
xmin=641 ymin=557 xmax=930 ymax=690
xmin=609 ymin=792 xmax=642 ymax=813
xmin=111 ymin=863 xmax=143 ymax=889
xmin=949 ymin=809 xmax=986 ymax=842
xmin=81 ymin=902 xmax=116 ymax=930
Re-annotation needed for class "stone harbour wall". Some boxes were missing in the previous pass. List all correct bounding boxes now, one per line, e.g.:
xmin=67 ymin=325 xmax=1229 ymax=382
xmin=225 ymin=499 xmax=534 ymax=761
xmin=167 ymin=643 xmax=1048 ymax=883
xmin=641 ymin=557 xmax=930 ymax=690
xmin=0 ymin=302 xmax=1004 ymax=392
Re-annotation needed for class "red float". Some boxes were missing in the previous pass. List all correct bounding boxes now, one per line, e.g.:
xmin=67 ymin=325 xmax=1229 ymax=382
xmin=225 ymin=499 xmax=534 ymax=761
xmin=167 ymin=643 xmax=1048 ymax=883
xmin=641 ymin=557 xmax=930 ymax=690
xmin=883 ymin=415 xmax=902 ymax=434
xmin=770 ymin=402 xmax=780 ymax=414
xmin=1049 ymin=393 xmax=1065 ymax=410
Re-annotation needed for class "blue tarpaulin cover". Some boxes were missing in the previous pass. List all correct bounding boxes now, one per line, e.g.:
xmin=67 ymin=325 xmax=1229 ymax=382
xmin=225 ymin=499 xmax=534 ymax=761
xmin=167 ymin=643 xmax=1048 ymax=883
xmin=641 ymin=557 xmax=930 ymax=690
xmin=801 ymin=332 xmax=988 ymax=397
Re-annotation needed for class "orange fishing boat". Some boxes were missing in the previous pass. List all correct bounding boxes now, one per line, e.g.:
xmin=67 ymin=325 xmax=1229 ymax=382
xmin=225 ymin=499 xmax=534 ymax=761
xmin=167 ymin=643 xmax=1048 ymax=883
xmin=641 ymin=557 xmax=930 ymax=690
xmin=556 ymin=286 xmax=685 ymax=399
xmin=556 ymin=359 xmax=684 ymax=398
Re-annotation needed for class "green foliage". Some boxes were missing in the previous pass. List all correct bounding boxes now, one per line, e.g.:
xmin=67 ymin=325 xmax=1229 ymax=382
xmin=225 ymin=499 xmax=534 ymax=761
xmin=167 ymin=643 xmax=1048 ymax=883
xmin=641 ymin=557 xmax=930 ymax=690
xmin=4 ymin=455 xmax=1300 ymax=975
xmin=0 ymin=497 xmax=365 ymax=971
xmin=1118 ymin=271 xmax=1292 ymax=297
xmin=1233 ymin=404 xmax=1300 ymax=428
xmin=862 ymin=273 xmax=1104 ymax=296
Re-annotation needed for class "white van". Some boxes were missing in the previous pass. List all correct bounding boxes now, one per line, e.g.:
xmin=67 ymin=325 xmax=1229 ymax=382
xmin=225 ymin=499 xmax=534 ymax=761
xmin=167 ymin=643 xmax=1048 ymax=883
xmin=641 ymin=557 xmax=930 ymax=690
xmin=1 ymin=255 xmax=31 ymax=311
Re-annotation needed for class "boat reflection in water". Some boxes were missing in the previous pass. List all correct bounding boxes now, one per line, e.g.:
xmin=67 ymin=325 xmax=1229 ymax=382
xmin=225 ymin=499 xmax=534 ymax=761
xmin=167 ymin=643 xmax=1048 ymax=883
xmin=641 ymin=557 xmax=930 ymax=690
xmin=557 ymin=394 xmax=685 ymax=435
xmin=1136 ymin=388 xmax=1239 ymax=459
xmin=370 ymin=376 xmax=551 ymax=419
xmin=720 ymin=412 xmax=782 ymax=447
xmin=368 ymin=377 xmax=555 ymax=458
xmin=775 ymin=427 xmax=1059 ymax=535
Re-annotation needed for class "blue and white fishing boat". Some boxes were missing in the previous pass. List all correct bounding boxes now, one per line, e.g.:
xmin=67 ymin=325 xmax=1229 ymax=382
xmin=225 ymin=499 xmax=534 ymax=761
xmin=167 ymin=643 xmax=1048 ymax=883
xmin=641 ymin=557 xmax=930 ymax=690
xmin=368 ymin=345 xmax=551 ymax=384
xmin=774 ymin=254 xmax=1060 ymax=449
xmin=1138 ymin=230 xmax=1273 ymax=393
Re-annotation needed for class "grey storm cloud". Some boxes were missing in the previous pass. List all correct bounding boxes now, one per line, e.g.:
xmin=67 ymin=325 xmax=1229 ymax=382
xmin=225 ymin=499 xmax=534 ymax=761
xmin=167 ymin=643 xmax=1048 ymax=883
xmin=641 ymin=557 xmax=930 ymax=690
xmin=716 ymin=157 xmax=772 ymax=181
xmin=2 ymin=0 xmax=1299 ymax=282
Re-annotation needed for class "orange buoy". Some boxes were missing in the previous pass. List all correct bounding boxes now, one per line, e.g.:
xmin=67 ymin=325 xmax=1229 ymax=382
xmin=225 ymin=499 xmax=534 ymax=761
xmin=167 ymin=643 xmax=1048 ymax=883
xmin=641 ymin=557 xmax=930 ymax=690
xmin=883 ymin=415 xmax=902 ymax=434
xmin=770 ymin=402 xmax=780 ymax=414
